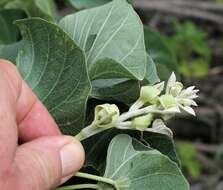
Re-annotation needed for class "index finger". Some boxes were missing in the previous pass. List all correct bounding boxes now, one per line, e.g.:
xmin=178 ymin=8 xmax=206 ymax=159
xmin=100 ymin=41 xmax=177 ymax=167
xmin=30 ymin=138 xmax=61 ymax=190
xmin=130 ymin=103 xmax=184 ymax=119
xmin=0 ymin=60 xmax=61 ymax=142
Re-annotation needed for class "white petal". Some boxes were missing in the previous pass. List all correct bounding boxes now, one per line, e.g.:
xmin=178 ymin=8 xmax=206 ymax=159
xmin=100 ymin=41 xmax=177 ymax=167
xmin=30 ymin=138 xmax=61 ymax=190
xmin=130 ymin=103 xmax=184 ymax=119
xmin=178 ymin=98 xmax=198 ymax=106
xmin=193 ymin=89 xmax=199 ymax=93
xmin=166 ymin=72 xmax=176 ymax=94
xmin=163 ymin=106 xmax=181 ymax=113
xmin=180 ymin=106 xmax=196 ymax=116
xmin=187 ymin=86 xmax=195 ymax=91
xmin=188 ymin=95 xmax=199 ymax=99
xmin=180 ymin=88 xmax=199 ymax=98
xmin=154 ymin=81 xmax=165 ymax=92
xmin=190 ymin=100 xmax=198 ymax=106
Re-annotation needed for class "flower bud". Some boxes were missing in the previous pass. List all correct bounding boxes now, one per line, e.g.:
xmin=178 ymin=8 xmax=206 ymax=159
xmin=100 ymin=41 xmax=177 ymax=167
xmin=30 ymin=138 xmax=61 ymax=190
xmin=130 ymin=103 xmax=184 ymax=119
xmin=131 ymin=114 xmax=153 ymax=131
xmin=94 ymin=104 xmax=120 ymax=128
xmin=166 ymin=72 xmax=176 ymax=94
xmin=170 ymin=82 xmax=183 ymax=97
xmin=139 ymin=86 xmax=161 ymax=104
xmin=159 ymin=94 xmax=178 ymax=109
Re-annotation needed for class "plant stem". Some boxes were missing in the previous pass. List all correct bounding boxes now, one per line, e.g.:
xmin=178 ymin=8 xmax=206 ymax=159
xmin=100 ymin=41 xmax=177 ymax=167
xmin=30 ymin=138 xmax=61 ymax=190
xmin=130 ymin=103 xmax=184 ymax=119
xmin=118 ymin=105 xmax=156 ymax=122
xmin=118 ymin=121 xmax=131 ymax=128
xmin=75 ymin=172 xmax=117 ymax=188
xmin=75 ymin=105 xmax=163 ymax=141
xmin=74 ymin=112 xmax=117 ymax=141
xmin=129 ymin=99 xmax=143 ymax=111
xmin=74 ymin=104 xmax=173 ymax=141
xmin=56 ymin=184 xmax=99 ymax=190
xmin=74 ymin=125 xmax=93 ymax=140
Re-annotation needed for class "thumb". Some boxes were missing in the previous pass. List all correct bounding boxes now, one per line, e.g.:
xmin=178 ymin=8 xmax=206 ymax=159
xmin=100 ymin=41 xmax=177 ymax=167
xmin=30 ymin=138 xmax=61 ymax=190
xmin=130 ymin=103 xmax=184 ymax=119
xmin=12 ymin=136 xmax=84 ymax=190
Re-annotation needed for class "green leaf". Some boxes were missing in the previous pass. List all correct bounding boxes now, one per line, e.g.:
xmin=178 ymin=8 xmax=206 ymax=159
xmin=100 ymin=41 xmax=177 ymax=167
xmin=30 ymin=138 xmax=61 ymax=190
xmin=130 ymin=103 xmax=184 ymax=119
xmin=91 ymin=79 xmax=140 ymax=104
xmin=59 ymin=0 xmax=146 ymax=81
xmin=34 ymin=0 xmax=57 ymax=19
xmin=69 ymin=0 xmax=133 ymax=10
xmin=0 ymin=41 xmax=21 ymax=63
xmin=144 ymin=26 xmax=178 ymax=81
xmin=89 ymin=58 xmax=138 ymax=80
xmin=143 ymin=54 xmax=160 ymax=85
xmin=83 ymin=129 xmax=150 ymax=174
xmin=100 ymin=134 xmax=189 ymax=190
xmin=0 ymin=9 xmax=26 ymax=44
xmin=16 ymin=18 xmax=91 ymax=135
xmin=177 ymin=142 xmax=202 ymax=179
xmin=143 ymin=133 xmax=181 ymax=167
xmin=83 ymin=129 xmax=180 ymax=174
xmin=69 ymin=0 xmax=110 ymax=9
xmin=4 ymin=0 xmax=57 ymax=21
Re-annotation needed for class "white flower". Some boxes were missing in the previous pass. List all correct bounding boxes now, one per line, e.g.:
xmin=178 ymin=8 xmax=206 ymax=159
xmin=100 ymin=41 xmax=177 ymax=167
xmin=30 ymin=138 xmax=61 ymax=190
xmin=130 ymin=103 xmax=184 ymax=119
xmin=176 ymin=85 xmax=199 ymax=116
xmin=164 ymin=72 xmax=199 ymax=116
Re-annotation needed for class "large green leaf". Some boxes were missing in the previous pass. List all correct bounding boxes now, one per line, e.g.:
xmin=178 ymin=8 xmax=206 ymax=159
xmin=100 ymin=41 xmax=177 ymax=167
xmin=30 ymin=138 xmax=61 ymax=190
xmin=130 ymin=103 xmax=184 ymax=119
xmin=16 ymin=18 xmax=91 ymax=135
xmin=59 ymin=0 xmax=146 ymax=81
xmin=144 ymin=26 xmax=178 ymax=81
xmin=0 ymin=42 xmax=21 ymax=63
xmin=0 ymin=9 xmax=26 ymax=44
xmin=69 ymin=0 xmax=133 ymax=10
xmin=100 ymin=134 xmax=189 ymax=190
xmin=91 ymin=79 xmax=140 ymax=104
xmin=4 ymin=0 xmax=56 ymax=21
xmin=83 ymin=129 xmax=180 ymax=174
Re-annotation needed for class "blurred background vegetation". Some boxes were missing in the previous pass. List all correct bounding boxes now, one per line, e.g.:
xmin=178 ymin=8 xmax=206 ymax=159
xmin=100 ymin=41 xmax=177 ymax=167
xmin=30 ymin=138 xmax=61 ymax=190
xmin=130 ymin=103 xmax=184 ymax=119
xmin=0 ymin=0 xmax=223 ymax=189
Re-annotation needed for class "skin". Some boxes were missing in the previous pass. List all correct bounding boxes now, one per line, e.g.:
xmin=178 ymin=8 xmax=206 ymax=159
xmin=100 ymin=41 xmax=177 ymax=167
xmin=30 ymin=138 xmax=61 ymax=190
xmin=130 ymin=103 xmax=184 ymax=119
xmin=0 ymin=60 xmax=85 ymax=190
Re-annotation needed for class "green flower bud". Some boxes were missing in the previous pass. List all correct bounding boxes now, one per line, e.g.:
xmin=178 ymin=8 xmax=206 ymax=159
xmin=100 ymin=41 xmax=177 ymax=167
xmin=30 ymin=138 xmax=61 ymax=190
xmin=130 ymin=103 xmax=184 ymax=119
xmin=139 ymin=86 xmax=161 ymax=104
xmin=131 ymin=114 xmax=153 ymax=131
xmin=94 ymin=104 xmax=120 ymax=128
xmin=159 ymin=94 xmax=178 ymax=109
xmin=170 ymin=82 xmax=183 ymax=97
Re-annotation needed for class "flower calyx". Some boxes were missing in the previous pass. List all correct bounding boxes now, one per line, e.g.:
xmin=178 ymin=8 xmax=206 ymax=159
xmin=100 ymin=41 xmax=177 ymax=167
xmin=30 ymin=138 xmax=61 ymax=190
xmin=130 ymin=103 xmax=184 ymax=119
xmin=139 ymin=81 xmax=164 ymax=104
xmin=131 ymin=114 xmax=153 ymax=131
xmin=159 ymin=94 xmax=178 ymax=109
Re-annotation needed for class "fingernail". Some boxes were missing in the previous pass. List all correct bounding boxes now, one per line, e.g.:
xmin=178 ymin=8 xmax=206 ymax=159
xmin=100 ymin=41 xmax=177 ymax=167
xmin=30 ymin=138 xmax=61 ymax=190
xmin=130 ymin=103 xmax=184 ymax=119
xmin=60 ymin=142 xmax=83 ymax=177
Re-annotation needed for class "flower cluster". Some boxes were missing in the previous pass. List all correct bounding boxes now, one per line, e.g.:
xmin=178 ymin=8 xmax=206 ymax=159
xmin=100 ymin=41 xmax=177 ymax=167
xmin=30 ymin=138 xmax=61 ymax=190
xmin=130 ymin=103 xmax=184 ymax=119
xmin=162 ymin=72 xmax=198 ymax=116
xmin=129 ymin=72 xmax=199 ymax=136
xmin=134 ymin=72 xmax=198 ymax=115
xmin=79 ymin=72 xmax=199 ymax=140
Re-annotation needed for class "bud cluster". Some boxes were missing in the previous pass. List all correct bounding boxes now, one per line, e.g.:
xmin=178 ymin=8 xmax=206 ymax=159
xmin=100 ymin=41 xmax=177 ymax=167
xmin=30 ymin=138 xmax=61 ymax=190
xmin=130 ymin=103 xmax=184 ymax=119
xmin=93 ymin=104 xmax=120 ymax=128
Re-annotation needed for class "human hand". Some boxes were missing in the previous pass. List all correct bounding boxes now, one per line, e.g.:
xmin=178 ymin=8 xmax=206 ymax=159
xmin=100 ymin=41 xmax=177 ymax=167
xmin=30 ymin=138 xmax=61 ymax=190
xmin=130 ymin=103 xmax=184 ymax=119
xmin=0 ymin=60 xmax=85 ymax=190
